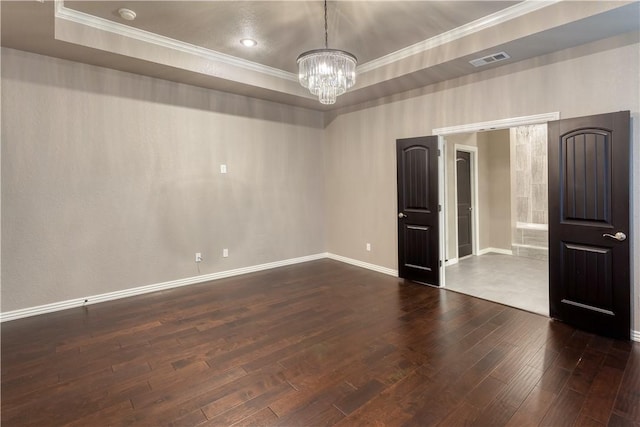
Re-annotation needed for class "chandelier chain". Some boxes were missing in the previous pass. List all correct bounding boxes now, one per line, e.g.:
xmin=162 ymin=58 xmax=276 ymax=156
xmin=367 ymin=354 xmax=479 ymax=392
xmin=324 ymin=0 xmax=328 ymax=49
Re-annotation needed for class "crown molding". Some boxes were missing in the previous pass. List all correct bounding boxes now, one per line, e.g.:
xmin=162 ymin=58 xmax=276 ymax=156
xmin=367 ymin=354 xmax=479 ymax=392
xmin=54 ymin=0 xmax=561 ymax=85
xmin=54 ymin=0 xmax=298 ymax=83
xmin=357 ymin=0 xmax=561 ymax=73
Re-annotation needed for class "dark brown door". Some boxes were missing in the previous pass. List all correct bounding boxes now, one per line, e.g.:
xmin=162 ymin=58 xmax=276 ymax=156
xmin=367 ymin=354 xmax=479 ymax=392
xmin=456 ymin=150 xmax=473 ymax=258
xmin=548 ymin=111 xmax=630 ymax=340
xmin=397 ymin=136 xmax=440 ymax=286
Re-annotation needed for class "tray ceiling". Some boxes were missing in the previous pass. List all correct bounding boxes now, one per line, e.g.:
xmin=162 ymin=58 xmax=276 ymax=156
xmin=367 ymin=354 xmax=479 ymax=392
xmin=2 ymin=1 xmax=638 ymax=111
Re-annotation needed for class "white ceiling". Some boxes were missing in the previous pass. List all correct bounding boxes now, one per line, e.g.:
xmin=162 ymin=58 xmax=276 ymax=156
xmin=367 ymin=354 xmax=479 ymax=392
xmin=2 ymin=1 xmax=639 ymax=111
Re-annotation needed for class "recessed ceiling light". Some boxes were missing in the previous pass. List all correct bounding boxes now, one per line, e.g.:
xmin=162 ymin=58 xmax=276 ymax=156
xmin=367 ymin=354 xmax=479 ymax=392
xmin=240 ymin=39 xmax=257 ymax=48
xmin=118 ymin=8 xmax=137 ymax=21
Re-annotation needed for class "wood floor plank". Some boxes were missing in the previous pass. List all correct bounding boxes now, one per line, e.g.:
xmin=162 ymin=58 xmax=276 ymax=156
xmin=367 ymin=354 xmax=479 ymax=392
xmin=504 ymin=386 xmax=557 ymax=427
xmin=333 ymin=379 xmax=386 ymax=415
xmin=614 ymin=345 xmax=640 ymax=422
xmin=539 ymin=387 xmax=585 ymax=426
xmin=472 ymin=398 xmax=518 ymax=426
xmin=203 ymin=381 xmax=295 ymax=425
xmin=436 ymin=401 xmax=482 ymax=426
xmin=566 ymin=347 xmax=606 ymax=394
xmin=495 ymin=364 xmax=544 ymax=409
xmin=579 ymin=365 xmax=625 ymax=424
xmin=573 ymin=414 xmax=606 ymax=427
xmin=608 ymin=413 xmax=640 ymax=427
xmin=333 ymin=369 xmax=432 ymax=426
xmin=536 ymin=363 xmax=572 ymax=394
xmin=229 ymin=407 xmax=279 ymax=427
xmin=1 ymin=259 xmax=638 ymax=427
xmin=465 ymin=375 xmax=508 ymax=409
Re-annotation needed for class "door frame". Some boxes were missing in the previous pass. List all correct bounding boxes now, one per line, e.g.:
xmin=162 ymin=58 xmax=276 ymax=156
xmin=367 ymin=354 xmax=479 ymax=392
xmin=433 ymin=112 xmax=560 ymax=288
xmin=452 ymin=144 xmax=479 ymax=261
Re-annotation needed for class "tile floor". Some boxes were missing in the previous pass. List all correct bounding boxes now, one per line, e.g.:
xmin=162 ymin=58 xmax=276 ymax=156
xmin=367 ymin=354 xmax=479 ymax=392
xmin=444 ymin=253 xmax=549 ymax=316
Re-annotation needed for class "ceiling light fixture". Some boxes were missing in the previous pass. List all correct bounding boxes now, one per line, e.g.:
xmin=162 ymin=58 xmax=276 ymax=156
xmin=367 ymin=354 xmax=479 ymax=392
xmin=297 ymin=0 xmax=357 ymax=105
xmin=117 ymin=8 xmax=136 ymax=21
xmin=240 ymin=38 xmax=257 ymax=48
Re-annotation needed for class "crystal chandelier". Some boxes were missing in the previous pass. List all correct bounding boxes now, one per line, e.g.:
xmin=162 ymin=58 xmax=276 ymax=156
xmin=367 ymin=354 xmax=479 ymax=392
xmin=297 ymin=0 xmax=357 ymax=105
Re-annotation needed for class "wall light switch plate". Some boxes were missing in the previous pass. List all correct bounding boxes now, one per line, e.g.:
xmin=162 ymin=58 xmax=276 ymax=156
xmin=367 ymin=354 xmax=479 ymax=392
xmin=366 ymin=243 xmax=371 ymax=251
xmin=223 ymin=248 xmax=229 ymax=258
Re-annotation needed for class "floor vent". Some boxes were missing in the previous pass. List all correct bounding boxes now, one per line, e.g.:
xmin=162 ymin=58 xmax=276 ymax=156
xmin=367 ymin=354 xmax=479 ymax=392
xmin=469 ymin=51 xmax=511 ymax=67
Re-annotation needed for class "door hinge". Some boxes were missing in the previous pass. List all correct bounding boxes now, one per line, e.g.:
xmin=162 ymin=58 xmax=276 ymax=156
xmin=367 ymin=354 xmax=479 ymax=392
xmin=439 ymin=260 xmax=442 ymax=267
xmin=438 ymin=204 xmax=442 ymax=212
xmin=438 ymin=149 xmax=441 ymax=156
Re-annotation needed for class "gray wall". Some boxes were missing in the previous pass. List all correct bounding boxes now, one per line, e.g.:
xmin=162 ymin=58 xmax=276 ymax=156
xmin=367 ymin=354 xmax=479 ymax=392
xmin=1 ymin=48 xmax=326 ymax=312
xmin=478 ymin=130 xmax=512 ymax=252
xmin=325 ymin=32 xmax=640 ymax=332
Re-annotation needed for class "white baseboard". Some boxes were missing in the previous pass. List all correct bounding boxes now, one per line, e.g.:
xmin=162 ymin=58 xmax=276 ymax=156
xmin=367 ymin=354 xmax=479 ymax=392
xmin=326 ymin=253 xmax=398 ymax=277
xmin=516 ymin=222 xmax=548 ymax=231
xmin=0 ymin=253 xmax=327 ymax=322
xmin=512 ymin=243 xmax=548 ymax=250
xmin=3 ymin=252 xmax=636 ymax=342
xmin=445 ymin=258 xmax=458 ymax=266
xmin=477 ymin=247 xmax=513 ymax=256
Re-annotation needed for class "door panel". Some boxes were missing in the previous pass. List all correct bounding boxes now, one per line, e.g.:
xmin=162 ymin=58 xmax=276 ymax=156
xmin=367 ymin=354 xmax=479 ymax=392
xmin=561 ymin=243 xmax=613 ymax=313
xmin=397 ymin=136 xmax=439 ymax=285
xmin=548 ymin=111 xmax=630 ymax=339
xmin=562 ymin=130 xmax=610 ymax=222
xmin=456 ymin=151 xmax=472 ymax=258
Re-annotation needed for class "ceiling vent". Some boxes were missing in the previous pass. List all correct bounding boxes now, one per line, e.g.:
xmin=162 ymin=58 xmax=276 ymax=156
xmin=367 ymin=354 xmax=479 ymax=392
xmin=469 ymin=51 xmax=511 ymax=67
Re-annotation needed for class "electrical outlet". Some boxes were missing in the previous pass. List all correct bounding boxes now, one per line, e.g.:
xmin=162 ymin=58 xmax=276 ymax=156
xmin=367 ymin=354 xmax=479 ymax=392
xmin=220 ymin=164 xmax=227 ymax=174
xmin=195 ymin=252 xmax=202 ymax=263
xmin=366 ymin=243 xmax=371 ymax=252
xmin=223 ymin=248 xmax=229 ymax=258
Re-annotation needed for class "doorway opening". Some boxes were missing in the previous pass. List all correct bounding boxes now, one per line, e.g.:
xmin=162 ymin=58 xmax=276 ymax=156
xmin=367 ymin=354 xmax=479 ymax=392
xmin=453 ymin=145 xmax=478 ymax=261
xmin=434 ymin=113 xmax=559 ymax=316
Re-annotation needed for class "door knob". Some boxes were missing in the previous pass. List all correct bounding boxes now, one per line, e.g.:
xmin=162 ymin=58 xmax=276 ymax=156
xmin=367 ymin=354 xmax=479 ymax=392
xmin=398 ymin=213 xmax=408 ymax=218
xmin=603 ymin=232 xmax=626 ymax=241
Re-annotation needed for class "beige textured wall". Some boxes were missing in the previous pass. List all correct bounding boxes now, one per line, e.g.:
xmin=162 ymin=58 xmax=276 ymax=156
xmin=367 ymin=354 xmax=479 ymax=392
xmin=1 ymin=48 xmax=325 ymax=312
xmin=325 ymin=32 xmax=640 ymax=332
xmin=480 ymin=130 xmax=512 ymax=251
xmin=476 ymin=134 xmax=492 ymax=251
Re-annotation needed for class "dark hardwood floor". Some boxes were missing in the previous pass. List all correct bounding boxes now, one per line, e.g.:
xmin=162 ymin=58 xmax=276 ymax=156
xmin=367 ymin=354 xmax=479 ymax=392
xmin=2 ymin=259 xmax=639 ymax=426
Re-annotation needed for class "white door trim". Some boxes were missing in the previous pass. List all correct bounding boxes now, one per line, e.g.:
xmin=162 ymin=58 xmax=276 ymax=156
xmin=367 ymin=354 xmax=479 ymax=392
xmin=433 ymin=112 xmax=560 ymax=135
xmin=438 ymin=136 xmax=446 ymax=287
